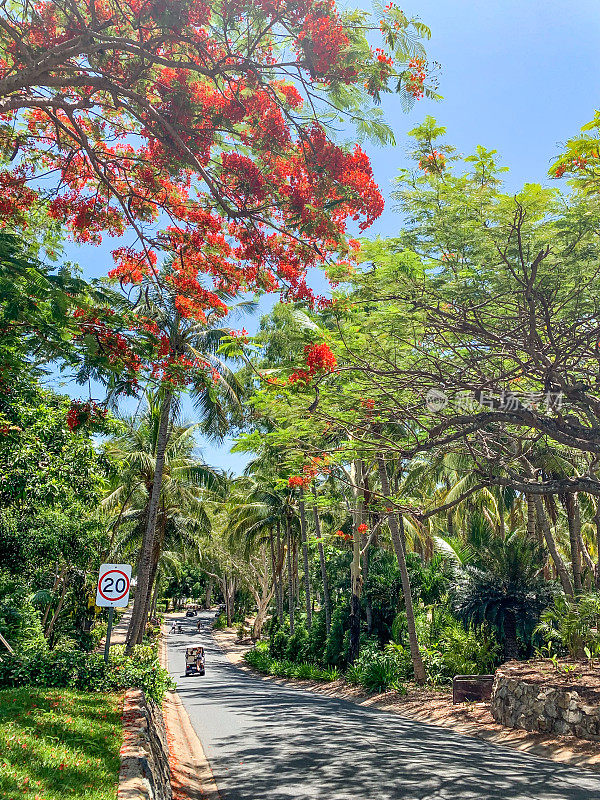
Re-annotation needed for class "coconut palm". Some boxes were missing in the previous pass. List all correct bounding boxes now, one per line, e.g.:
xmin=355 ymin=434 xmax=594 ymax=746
xmin=116 ymin=270 xmax=244 ymax=649
xmin=103 ymin=400 xmax=222 ymax=641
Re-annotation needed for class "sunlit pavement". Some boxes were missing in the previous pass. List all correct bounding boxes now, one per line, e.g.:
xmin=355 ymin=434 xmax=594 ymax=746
xmin=166 ymin=611 xmax=600 ymax=800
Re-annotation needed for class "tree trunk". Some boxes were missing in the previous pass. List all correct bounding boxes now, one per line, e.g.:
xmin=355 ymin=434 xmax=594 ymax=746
xmin=595 ymin=500 xmax=600 ymax=589
xmin=42 ymin=565 xmax=66 ymax=630
xmin=348 ymin=460 xmax=363 ymax=664
xmin=286 ymin=519 xmax=295 ymax=635
xmin=503 ymin=610 xmax=519 ymax=661
xmin=149 ymin=571 xmax=160 ymax=621
xmin=363 ymin=544 xmax=373 ymax=634
xmin=311 ymin=491 xmax=331 ymax=635
xmin=526 ymin=494 xmax=536 ymax=540
xmin=127 ymin=390 xmax=172 ymax=651
xmin=377 ymin=456 xmax=426 ymax=684
xmin=45 ymin=575 xmax=69 ymax=644
xmin=565 ymin=493 xmax=583 ymax=593
xmin=534 ymin=495 xmax=574 ymax=597
xmin=204 ymin=578 xmax=213 ymax=610
xmin=298 ymin=488 xmax=312 ymax=627
xmin=137 ymin=514 xmax=164 ymax=641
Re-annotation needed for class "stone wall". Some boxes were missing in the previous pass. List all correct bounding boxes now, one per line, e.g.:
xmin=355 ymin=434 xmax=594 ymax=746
xmin=491 ymin=670 xmax=600 ymax=741
xmin=119 ymin=689 xmax=172 ymax=800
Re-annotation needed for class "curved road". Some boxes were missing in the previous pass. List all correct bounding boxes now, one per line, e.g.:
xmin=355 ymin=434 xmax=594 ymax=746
xmin=166 ymin=611 xmax=599 ymax=800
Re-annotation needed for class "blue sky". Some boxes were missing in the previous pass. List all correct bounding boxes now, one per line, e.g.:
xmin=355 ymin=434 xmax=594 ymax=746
xmin=51 ymin=0 xmax=600 ymax=474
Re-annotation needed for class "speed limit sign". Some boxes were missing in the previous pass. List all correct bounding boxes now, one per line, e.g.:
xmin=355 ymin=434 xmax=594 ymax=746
xmin=96 ymin=563 xmax=132 ymax=608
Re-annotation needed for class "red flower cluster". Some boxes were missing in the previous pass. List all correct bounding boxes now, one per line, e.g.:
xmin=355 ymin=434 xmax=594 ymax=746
xmin=334 ymin=529 xmax=353 ymax=542
xmin=405 ymin=58 xmax=427 ymax=99
xmin=418 ymin=150 xmax=446 ymax=173
xmin=66 ymin=400 xmax=107 ymax=431
xmin=73 ymin=309 xmax=142 ymax=377
xmin=296 ymin=11 xmax=350 ymax=77
xmin=305 ymin=342 xmax=337 ymax=373
xmin=288 ymin=475 xmax=305 ymax=488
xmin=357 ymin=522 xmax=368 ymax=533
xmin=289 ymin=342 xmax=336 ymax=385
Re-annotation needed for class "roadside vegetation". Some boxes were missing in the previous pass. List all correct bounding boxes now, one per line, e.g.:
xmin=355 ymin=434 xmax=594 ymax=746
xmin=0 ymin=688 xmax=121 ymax=800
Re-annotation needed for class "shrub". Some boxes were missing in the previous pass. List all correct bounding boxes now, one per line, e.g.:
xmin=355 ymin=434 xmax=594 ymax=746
xmin=325 ymin=606 xmax=348 ymax=667
xmin=0 ymin=641 xmax=174 ymax=703
xmin=345 ymin=663 xmax=363 ymax=685
xmin=269 ymin=628 xmax=289 ymax=659
xmin=286 ymin=625 xmax=309 ymax=662
xmin=293 ymin=662 xmax=315 ymax=679
xmin=306 ymin=611 xmax=328 ymax=663
xmin=437 ymin=621 xmax=500 ymax=677
xmin=361 ymin=650 xmax=405 ymax=693
xmin=212 ymin=613 xmax=228 ymax=630
xmin=535 ymin=593 xmax=600 ymax=659
xmin=244 ymin=644 xmax=272 ymax=673
xmin=315 ymin=665 xmax=341 ymax=681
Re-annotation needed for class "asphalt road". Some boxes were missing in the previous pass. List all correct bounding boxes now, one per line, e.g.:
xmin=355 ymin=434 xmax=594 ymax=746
xmin=166 ymin=611 xmax=600 ymax=800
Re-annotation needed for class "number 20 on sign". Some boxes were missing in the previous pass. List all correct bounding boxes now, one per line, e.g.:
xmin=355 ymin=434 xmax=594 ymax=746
xmin=96 ymin=563 xmax=132 ymax=608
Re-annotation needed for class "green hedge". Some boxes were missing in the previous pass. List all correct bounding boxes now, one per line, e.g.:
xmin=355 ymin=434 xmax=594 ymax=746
xmin=0 ymin=642 xmax=174 ymax=703
xmin=245 ymin=644 xmax=340 ymax=682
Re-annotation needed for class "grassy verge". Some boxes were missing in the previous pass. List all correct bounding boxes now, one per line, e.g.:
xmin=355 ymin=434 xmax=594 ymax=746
xmin=0 ymin=687 xmax=122 ymax=800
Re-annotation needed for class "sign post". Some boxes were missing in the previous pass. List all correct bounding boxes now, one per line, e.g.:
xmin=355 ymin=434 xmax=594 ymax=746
xmin=95 ymin=563 xmax=132 ymax=662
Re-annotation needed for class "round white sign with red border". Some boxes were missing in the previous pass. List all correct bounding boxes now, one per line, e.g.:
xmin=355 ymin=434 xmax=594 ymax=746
xmin=96 ymin=563 xmax=132 ymax=607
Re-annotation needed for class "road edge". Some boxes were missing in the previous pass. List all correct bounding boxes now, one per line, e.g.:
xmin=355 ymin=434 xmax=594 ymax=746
xmin=212 ymin=628 xmax=600 ymax=775
xmin=160 ymin=624 xmax=222 ymax=800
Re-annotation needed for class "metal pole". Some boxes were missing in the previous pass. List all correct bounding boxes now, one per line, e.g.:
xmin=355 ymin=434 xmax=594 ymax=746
xmin=104 ymin=606 xmax=114 ymax=663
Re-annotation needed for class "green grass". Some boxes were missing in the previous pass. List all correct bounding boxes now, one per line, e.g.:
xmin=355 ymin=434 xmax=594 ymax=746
xmin=0 ymin=687 xmax=122 ymax=800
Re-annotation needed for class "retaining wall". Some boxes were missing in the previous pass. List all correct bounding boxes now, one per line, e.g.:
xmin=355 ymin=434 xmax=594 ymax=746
xmin=119 ymin=688 xmax=172 ymax=800
xmin=491 ymin=669 xmax=600 ymax=741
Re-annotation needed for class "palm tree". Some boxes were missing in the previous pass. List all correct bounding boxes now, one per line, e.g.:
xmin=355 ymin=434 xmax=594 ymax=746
xmin=117 ymin=269 xmax=243 ymax=650
xmin=103 ymin=400 xmax=222 ymax=642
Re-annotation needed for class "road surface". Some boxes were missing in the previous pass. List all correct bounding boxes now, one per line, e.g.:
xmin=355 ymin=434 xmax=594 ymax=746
xmin=166 ymin=611 xmax=600 ymax=800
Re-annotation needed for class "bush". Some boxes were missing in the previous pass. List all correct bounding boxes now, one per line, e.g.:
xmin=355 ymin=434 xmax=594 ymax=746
xmin=0 ymin=573 xmax=46 ymax=653
xmin=212 ymin=613 xmax=228 ymax=630
xmin=535 ymin=593 xmax=600 ymax=659
xmin=269 ymin=628 xmax=289 ymax=659
xmin=0 ymin=641 xmax=174 ymax=703
xmin=325 ymin=606 xmax=348 ymax=667
xmin=344 ymin=642 xmax=408 ymax=694
xmin=437 ymin=621 xmax=500 ymax=677
xmin=305 ymin=611 xmax=328 ymax=663
xmin=286 ymin=625 xmax=309 ymax=662
xmin=244 ymin=645 xmax=341 ymax=682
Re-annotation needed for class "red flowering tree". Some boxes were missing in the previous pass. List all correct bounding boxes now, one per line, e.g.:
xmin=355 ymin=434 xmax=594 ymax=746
xmin=0 ymin=0 xmax=434 ymax=312
xmin=0 ymin=0 xmax=434 ymax=648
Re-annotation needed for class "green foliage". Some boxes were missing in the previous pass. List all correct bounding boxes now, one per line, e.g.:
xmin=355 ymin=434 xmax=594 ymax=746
xmin=305 ymin=610 xmax=328 ymax=663
xmin=285 ymin=624 xmax=309 ymax=662
xmin=535 ymin=593 xmax=600 ymax=659
xmin=453 ymin=533 xmax=555 ymax=658
xmin=325 ymin=605 xmax=349 ymax=667
xmin=244 ymin=644 xmax=340 ymax=682
xmin=0 ymin=573 xmax=46 ymax=652
xmin=269 ymin=628 xmax=290 ymax=659
xmin=0 ymin=642 xmax=175 ymax=704
xmin=212 ymin=613 xmax=229 ymax=630
xmin=345 ymin=642 xmax=408 ymax=693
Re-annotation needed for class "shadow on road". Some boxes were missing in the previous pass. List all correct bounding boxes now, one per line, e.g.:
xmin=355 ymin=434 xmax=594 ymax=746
xmin=167 ymin=613 xmax=600 ymax=800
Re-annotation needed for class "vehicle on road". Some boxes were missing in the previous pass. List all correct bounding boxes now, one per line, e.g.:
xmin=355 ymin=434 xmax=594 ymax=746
xmin=185 ymin=646 xmax=205 ymax=676
xmin=186 ymin=609 xmax=197 ymax=617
